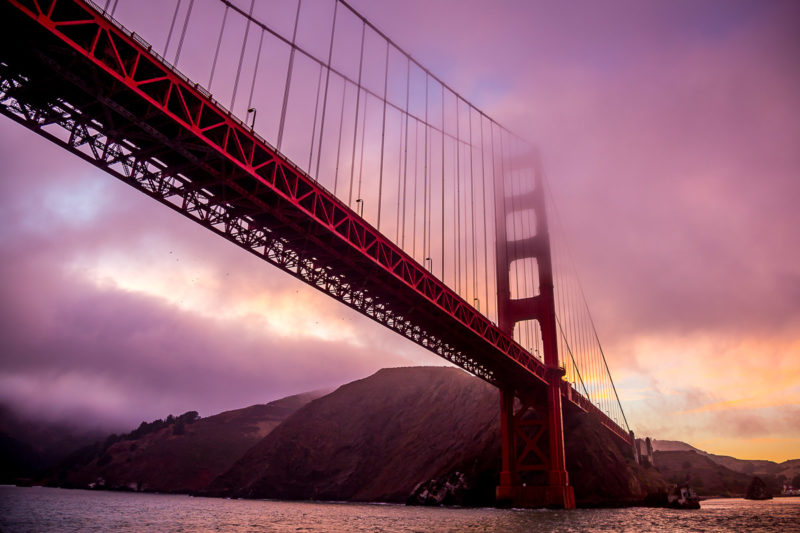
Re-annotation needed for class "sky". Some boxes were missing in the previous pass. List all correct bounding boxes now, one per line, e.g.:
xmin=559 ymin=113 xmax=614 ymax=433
xmin=1 ymin=0 xmax=798 ymax=462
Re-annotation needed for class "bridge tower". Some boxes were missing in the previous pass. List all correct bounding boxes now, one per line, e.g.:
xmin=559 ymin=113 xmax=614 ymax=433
xmin=494 ymin=153 xmax=575 ymax=509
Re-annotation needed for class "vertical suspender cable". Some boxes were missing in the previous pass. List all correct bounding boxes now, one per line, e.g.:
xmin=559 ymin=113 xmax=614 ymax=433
xmin=507 ymin=139 xmax=523 ymax=342
xmin=422 ymin=74 xmax=429 ymax=263
xmin=347 ymin=22 xmax=366 ymax=207
xmin=468 ymin=107 xmax=477 ymax=307
xmin=489 ymin=120 xmax=499 ymax=324
xmin=332 ymin=80 xmax=347 ymax=197
xmin=314 ymin=0 xmax=339 ymax=180
xmin=394 ymin=107 xmax=403 ymax=242
xmin=506 ymin=135 xmax=522 ymax=343
xmin=523 ymin=160 xmax=536 ymax=349
xmin=480 ymin=116 xmax=489 ymax=320
xmin=522 ymin=145 xmax=533 ymax=349
xmin=401 ymin=57 xmax=411 ymax=250
xmin=376 ymin=40 xmax=390 ymax=229
xmin=498 ymin=129 xmax=514 ymax=334
xmin=564 ymin=242 xmax=583 ymax=394
xmin=164 ymin=0 xmax=183 ymax=57
xmin=395 ymin=110 xmax=404 ymax=243
xmin=574 ymin=268 xmax=596 ymax=409
xmin=173 ymin=0 xmax=195 ymax=66
xmin=454 ymin=133 xmax=459 ymax=291
xmin=427 ymin=117 xmax=433 ymax=265
xmin=440 ymin=84 xmax=445 ymax=281
xmin=412 ymin=119 xmax=419 ymax=258
xmin=247 ymin=28 xmax=264 ymax=123
xmin=277 ymin=0 xmax=303 ymax=151
xmin=455 ymin=99 xmax=462 ymax=296
xmin=561 ymin=246 xmax=584 ymax=386
xmin=526 ymin=162 xmax=540 ymax=356
xmin=307 ymin=64 xmax=324 ymax=173
xmin=246 ymin=28 xmax=265 ymax=125
xmin=208 ymin=5 xmax=229 ymax=89
xmin=230 ymin=0 xmax=255 ymax=110
xmin=356 ymin=96 xmax=367 ymax=205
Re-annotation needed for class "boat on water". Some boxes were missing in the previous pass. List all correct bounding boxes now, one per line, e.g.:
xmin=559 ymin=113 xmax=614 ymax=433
xmin=667 ymin=484 xmax=701 ymax=509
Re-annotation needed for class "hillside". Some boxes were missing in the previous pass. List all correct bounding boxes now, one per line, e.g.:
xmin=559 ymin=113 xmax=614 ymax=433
xmin=654 ymin=450 xmax=754 ymax=497
xmin=208 ymin=366 xmax=664 ymax=506
xmin=0 ymin=405 xmax=107 ymax=484
xmin=207 ymin=367 xmax=502 ymax=503
xmin=48 ymin=391 xmax=320 ymax=493
xmin=564 ymin=411 xmax=666 ymax=506
xmin=651 ymin=440 xmax=800 ymax=490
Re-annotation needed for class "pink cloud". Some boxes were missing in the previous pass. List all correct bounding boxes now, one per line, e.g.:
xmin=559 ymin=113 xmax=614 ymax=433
xmin=1 ymin=0 xmax=798 ymax=462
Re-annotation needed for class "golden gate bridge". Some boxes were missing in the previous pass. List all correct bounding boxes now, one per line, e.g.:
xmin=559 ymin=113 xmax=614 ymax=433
xmin=0 ymin=0 xmax=633 ymax=508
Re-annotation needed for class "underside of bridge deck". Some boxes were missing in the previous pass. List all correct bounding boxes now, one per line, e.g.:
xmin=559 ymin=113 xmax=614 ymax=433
xmin=0 ymin=0 xmax=633 ymax=509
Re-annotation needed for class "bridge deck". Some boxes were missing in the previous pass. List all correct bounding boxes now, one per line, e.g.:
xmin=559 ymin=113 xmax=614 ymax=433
xmin=0 ymin=0 xmax=631 ymax=446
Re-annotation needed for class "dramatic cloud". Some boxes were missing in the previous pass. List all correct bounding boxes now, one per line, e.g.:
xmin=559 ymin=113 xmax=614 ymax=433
xmin=0 ymin=124 xmax=442 ymax=429
xmin=350 ymin=0 xmax=800 ymax=461
xmin=1 ymin=0 xmax=798 ymax=461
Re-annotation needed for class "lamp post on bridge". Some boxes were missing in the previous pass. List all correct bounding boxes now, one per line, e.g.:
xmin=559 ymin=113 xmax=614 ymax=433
xmin=246 ymin=107 xmax=257 ymax=129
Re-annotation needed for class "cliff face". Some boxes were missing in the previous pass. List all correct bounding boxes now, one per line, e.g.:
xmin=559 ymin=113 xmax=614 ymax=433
xmin=564 ymin=412 xmax=666 ymax=506
xmin=208 ymin=367 xmax=501 ymax=503
xmin=209 ymin=367 xmax=663 ymax=507
xmin=49 ymin=392 xmax=320 ymax=493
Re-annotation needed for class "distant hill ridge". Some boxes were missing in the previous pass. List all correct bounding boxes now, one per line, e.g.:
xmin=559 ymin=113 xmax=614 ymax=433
xmin=651 ymin=439 xmax=800 ymax=479
xmin=205 ymin=366 xmax=666 ymax=506
xmin=6 ymin=367 xmax=796 ymax=505
xmin=207 ymin=366 xmax=503 ymax=503
xmin=47 ymin=391 xmax=324 ymax=493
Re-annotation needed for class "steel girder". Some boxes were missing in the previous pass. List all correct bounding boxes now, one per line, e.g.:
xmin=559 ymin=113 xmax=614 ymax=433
xmin=0 ymin=0 xmax=632 ymax=448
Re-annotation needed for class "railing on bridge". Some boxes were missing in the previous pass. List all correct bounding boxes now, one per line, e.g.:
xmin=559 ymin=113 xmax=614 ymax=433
xmin=0 ymin=0 xmax=633 ymax=508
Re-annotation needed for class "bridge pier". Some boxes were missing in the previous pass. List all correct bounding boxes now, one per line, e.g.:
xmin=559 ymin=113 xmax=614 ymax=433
xmin=494 ymin=152 xmax=575 ymax=509
xmin=495 ymin=383 xmax=575 ymax=509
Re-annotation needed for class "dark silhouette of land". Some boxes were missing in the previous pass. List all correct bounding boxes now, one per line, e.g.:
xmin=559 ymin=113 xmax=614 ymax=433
xmin=2 ymin=367 xmax=797 ymax=506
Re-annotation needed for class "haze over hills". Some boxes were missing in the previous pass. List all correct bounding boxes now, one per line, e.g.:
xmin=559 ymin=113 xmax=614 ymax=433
xmin=651 ymin=440 xmax=800 ymax=481
xmin=46 ymin=391 xmax=324 ymax=493
xmin=0 ymin=406 xmax=108 ymax=484
xmin=2 ymin=367 xmax=797 ymax=506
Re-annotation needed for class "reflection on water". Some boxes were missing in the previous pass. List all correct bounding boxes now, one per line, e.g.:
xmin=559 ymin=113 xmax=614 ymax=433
xmin=1 ymin=486 xmax=799 ymax=532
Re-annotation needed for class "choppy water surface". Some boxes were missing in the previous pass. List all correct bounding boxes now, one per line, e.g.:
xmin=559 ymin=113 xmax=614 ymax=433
xmin=1 ymin=486 xmax=798 ymax=532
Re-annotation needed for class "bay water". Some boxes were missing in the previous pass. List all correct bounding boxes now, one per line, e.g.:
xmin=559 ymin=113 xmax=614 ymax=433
xmin=1 ymin=486 xmax=798 ymax=532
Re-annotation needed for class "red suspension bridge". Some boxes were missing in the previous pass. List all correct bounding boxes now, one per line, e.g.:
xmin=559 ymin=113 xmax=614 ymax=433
xmin=0 ymin=0 xmax=634 ymax=508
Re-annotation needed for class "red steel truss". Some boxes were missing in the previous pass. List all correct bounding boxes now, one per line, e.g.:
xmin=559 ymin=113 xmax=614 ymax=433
xmin=493 ymin=154 xmax=575 ymax=508
xmin=0 ymin=0 xmax=633 ymax=498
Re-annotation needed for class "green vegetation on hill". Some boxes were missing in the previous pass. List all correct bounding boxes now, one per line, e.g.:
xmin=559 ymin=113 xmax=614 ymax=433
xmin=47 ymin=392 xmax=320 ymax=493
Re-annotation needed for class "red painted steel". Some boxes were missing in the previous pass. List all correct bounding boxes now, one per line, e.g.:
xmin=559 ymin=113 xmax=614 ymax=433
xmin=4 ymin=0 xmax=552 ymax=386
xmin=0 ymin=0 xmax=633 ymax=508
xmin=493 ymin=154 xmax=575 ymax=508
